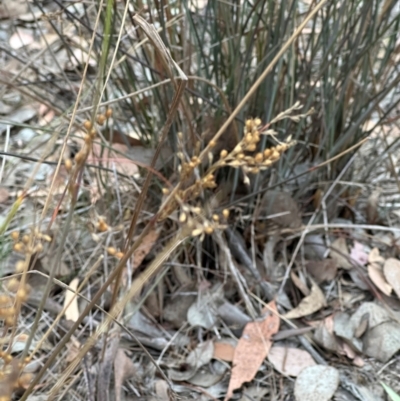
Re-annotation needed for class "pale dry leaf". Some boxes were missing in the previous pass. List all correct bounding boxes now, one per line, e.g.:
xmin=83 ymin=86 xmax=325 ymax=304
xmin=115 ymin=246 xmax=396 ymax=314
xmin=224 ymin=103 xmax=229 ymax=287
xmin=350 ymin=302 xmax=390 ymax=331
xmin=154 ymin=380 xmax=170 ymax=401
xmin=352 ymin=355 xmax=365 ymax=367
xmin=188 ymin=361 xmax=227 ymax=387
xmin=368 ymin=247 xmax=385 ymax=265
xmin=65 ymin=336 xmax=81 ymax=363
xmin=366 ymin=189 xmax=381 ymax=224
xmin=114 ymin=348 xmax=136 ymax=401
xmin=225 ymin=301 xmax=280 ymax=401
xmin=313 ymin=316 xmax=339 ymax=352
xmin=363 ymin=321 xmax=400 ymax=362
xmin=383 ymin=258 xmax=400 ymax=299
xmin=291 ymin=271 xmax=310 ymax=296
xmin=0 ymin=0 xmax=28 ymax=18
xmin=0 ymin=188 xmax=9 ymax=203
xmin=268 ymin=346 xmax=316 ymax=377
xmin=350 ymin=241 xmax=368 ymax=266
xmin=9 ymin=29 xmax=34 ymax=49
xmin=64 ymin=278 xmax=79 ymax=322
xmin=330 ymin=237 xmax=352 ymax=269
xmin=304 ymin=259 xmax=337 ymax=284
xmin=11 ymin=334 xmax=35 ymax=353
xmin=294 ymin=365 xmax=339 ymax=401
xmin=338 ymin=341 xmax=356 ymax=359
xmin=368 ymin=264 xmax=392 ymax=296
xmin=284 ymin=282 xmax=326 ymax=319
xmin=0 ymin=106 xmax=37 ymax=135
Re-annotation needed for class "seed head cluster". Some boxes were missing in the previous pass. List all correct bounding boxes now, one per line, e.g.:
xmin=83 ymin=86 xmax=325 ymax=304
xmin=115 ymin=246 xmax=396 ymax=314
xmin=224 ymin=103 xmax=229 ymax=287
xmin=217 ymin=118 xmax=296 ymax=175
xmin=66 ymin=108 xmax=113 ymax=197
xmin=160 ymin=117 xmax=295 ymax=229
xmin=0 ymin=229 xmax=52 ymax=399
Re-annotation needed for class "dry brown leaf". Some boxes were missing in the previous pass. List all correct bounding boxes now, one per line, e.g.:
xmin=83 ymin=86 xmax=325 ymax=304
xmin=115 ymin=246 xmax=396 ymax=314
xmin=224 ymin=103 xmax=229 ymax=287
xmin=368 ymin=263 xmax=392 ymax=296
xmin=225 ymin=300 xmax=280 ymax=401
xmin=91 ymin=142 xmax=139 ymax=177
xmin=305 ymin=259 xmax=337 ymax=283
xmin=383 ymin=258 xmax=400 ymax=299
xmin=114 ymin=348 xmax=136 ymax=401
xmin=64 ymin=278 xmax=79 ymax=322
xmin=268 ymin=346 xmax=316 ymax=377
xmin=330 ymin=237 xmax=352 ymax=269
xmin=284 ymin=282 xmax=326 ymax=319
xmin=213 ymin=341 xmax=235 ymax=362
xmin=258 ymin=190 xmax=302 ymax=229
xmin=133 ymin=228 xmax=160 ymax=269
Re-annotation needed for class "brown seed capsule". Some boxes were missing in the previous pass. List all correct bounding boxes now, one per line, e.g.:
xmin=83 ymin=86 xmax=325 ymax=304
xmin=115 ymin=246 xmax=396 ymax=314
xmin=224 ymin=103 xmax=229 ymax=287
xmin=74 ymin=150 xmax=85 ymax=163
xmin=84 ymin=134 xmax=92 ymax=145
xmin=21 ymin=235 xmax=30 ymax=244
xmin=6 ymin=278 xmax=20 ymax=293
xmin=263 ymin=148 xmax=272 ymax=158
xmin=16 ymin=287 xmax=29 ymax=302
xmin=0 ymin=294 xmax=12 ymax=306
xmin=245 ymin=133 xmax=253 ymax=143
xmin=97 ymin=114 xmax=106 ymax=125
xmin=1 ymin=352 xmax=12 ymax=363
xmin=105 ymin=108 xmax=113 ymax=118
xmin=65 ymin=158 xmax=73 ymax=172
xmin=89 ymin=128 xmax=97 ymax=139
xmin=191 ymin=227 xmax=203 ymax=237
xmin=11 ymin=231 xmax=19 ymax=241
xmin=83 ymin=120 xmax=92 ymax=131
xmin=204 ymin=225 xmax=213 ymax=235
xmin=15 ymin=261 xmax=25 ymax=273
xmin=97 ymin=219 xmax=108 ymax=232
xmin=245 ymin=119 xmax=253 ymax=129
xmin=220 ymin=149 xmax=228 ymax=159
xmin=18 ymin=372 xmax=34 ymax=389
xmin=222 ymin=209 xmax=230 ymax=219
xmin=115 ymin=251 xmax=124 ymax=259
xmin=0 ymin=307 xmax=15 ymax=317
xmin=254 ymin=153 xmax=263 ymax=163
xmin=107 ymin=247 xmax=117 ymax=256
xmin=13 ymin=243 xmax=25 ymax=253
xmin=270 ymin=150 xmax=280 ymax=161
